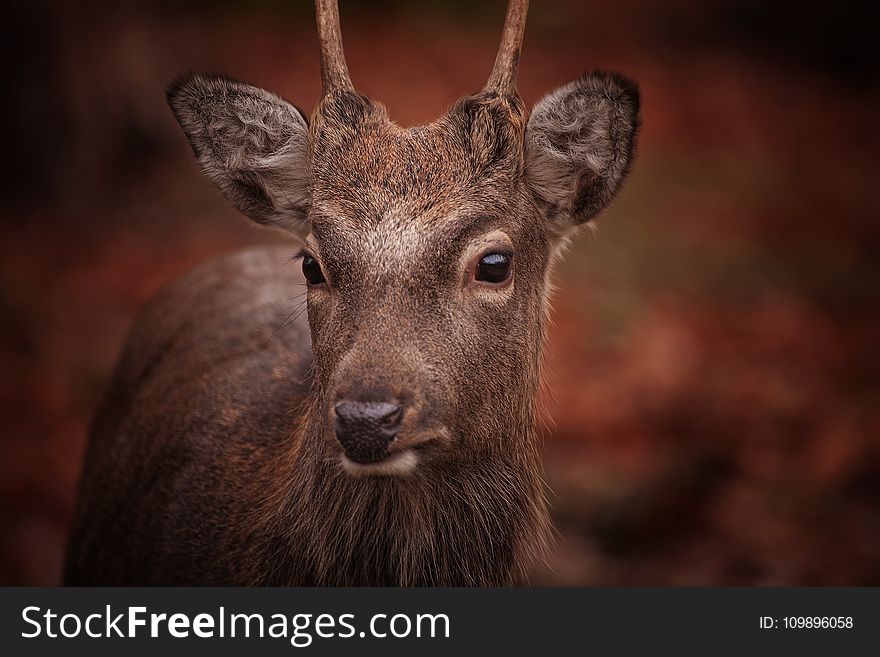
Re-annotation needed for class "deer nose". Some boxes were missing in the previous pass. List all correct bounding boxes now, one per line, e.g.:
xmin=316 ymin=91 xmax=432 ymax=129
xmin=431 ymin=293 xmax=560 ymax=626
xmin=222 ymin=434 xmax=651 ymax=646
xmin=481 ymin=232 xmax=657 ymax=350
xmin=334 ymin=400 xmax=403 ymax=463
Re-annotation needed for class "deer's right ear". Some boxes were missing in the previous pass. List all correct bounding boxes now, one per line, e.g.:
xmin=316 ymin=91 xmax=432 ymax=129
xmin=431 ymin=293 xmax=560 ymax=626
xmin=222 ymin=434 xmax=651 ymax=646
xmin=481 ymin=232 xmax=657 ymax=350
xmin=167 ymin=74 xmax=311 ymax=234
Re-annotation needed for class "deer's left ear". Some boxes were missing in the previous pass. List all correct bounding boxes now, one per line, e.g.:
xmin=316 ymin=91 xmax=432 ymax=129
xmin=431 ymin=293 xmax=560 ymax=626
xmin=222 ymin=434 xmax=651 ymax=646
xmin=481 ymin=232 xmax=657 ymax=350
xmin=167 ymin=74 xmax=311 ymax=235
xmin=525 ymin=72 xmax=640 ymax=228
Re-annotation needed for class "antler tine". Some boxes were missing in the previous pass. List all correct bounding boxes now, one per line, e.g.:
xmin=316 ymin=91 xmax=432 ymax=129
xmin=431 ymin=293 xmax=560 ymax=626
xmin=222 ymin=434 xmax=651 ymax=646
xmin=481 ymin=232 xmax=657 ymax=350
xmin=484 ymin=0 xmax=530 ymax=96
xmin=315 ymin=0 xmax=353 ymax=93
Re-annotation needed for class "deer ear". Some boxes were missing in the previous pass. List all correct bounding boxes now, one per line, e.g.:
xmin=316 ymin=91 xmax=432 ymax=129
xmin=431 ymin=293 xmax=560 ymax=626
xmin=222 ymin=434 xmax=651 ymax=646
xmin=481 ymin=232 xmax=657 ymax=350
xmin=167 ymin=74 xmax=311 ymax=234
xmin=526 ymin=72 xmax=640 ymax=228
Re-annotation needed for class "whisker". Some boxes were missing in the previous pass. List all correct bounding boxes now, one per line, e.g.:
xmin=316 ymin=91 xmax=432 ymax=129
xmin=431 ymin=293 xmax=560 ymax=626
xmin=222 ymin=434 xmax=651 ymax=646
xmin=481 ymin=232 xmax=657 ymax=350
xmin=271 ymin=300 xmax=308 ymax=339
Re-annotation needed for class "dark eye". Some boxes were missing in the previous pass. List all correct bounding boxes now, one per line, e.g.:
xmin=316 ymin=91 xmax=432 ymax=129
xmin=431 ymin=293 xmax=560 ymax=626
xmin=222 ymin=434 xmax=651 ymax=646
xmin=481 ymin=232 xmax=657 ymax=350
xmin=475 ymin=252 xmax=512 ymax=284
xmin=302 ymin=254 xmax=326 ymax=285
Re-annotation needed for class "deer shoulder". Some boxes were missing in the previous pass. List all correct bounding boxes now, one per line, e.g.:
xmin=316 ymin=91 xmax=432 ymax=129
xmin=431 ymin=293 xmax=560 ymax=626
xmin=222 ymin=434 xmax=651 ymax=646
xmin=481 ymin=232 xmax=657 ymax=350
xmin=65 ymin=245 xmax=311 ymax=584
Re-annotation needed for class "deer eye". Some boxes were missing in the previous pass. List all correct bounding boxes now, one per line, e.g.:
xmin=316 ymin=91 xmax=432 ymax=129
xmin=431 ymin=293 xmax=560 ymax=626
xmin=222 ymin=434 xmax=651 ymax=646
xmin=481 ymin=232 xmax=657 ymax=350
xmin=475 ymin=252 xmax=512 ymax=284
xmin=302 ymin=254 xmax=326 ymax=285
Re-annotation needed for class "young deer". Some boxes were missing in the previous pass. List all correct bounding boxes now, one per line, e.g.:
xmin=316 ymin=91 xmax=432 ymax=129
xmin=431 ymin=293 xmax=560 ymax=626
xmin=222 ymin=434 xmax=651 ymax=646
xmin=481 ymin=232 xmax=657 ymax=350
xmin=64 ymin=0 xmax=640 ymax=585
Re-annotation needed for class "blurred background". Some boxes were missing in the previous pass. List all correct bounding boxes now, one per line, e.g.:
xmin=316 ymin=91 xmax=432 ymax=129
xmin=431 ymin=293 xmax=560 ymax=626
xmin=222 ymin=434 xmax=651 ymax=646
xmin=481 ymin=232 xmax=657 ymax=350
xmin=2 ymin=0 xmax=878 ymax=585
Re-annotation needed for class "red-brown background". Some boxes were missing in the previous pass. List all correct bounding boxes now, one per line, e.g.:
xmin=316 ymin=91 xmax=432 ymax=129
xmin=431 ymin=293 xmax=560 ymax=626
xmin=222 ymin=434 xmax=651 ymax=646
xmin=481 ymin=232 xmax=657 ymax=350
xmin=2 ymin=0 xmax=878 ymax=585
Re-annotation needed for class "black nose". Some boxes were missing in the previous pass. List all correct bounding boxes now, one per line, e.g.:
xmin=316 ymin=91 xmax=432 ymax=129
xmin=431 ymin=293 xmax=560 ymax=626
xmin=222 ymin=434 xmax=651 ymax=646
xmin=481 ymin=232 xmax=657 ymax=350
xmin=334 ymin=400 xmax=403 ymax=463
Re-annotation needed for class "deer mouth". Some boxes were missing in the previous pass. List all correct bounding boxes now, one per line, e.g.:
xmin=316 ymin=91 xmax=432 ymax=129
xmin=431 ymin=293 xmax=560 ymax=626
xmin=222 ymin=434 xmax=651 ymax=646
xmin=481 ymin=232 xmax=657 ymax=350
xmin=340 ymin=448 xmax=419 ymax=478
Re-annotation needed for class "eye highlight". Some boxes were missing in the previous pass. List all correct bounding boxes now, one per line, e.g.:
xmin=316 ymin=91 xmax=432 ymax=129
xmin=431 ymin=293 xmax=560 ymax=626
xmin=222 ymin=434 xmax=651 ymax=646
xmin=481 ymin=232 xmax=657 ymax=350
xmin=475 ymin=251 xmax=513 ymax=284
xmin=301 ymin=254 xmax=326 ymax=286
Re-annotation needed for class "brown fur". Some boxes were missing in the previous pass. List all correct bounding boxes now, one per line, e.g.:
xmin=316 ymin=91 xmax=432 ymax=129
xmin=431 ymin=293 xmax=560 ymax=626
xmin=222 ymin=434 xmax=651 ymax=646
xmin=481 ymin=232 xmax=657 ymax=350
xmin=64 ymin=0 xmax=640 ymax=586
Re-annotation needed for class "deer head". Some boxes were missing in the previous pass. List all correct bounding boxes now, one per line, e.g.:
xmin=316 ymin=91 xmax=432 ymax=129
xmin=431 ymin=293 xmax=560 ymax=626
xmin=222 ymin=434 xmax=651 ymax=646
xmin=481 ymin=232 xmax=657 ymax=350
xmin=167 ymin=0 xmax=640 ymax=480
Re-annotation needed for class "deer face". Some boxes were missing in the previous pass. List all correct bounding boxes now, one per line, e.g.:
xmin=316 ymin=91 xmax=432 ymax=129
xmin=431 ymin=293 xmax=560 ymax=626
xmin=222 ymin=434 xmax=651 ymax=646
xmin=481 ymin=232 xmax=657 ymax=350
xmin=168 ymin=1 xmax=639 ymax=477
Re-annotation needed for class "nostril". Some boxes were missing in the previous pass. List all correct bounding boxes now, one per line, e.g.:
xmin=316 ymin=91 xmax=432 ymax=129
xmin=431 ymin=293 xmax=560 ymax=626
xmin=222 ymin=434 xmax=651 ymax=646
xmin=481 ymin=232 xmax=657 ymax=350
xmin=378 ymin=405 xmax=402 ymax=429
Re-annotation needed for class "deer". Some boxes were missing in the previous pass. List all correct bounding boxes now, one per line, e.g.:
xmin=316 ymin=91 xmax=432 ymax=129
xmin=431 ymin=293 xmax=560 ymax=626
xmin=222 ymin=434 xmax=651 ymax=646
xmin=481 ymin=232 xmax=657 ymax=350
xmin=64 ymin=0 xmax=640 ymax=586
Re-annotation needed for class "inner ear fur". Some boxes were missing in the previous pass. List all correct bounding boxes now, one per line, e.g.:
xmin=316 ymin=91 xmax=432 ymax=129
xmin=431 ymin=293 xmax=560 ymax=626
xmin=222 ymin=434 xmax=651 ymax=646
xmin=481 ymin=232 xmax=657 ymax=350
xmin=167 ymin=73 xmax=311 ymax=234
xmin=526 ymin=71 xmax=641 ymax=227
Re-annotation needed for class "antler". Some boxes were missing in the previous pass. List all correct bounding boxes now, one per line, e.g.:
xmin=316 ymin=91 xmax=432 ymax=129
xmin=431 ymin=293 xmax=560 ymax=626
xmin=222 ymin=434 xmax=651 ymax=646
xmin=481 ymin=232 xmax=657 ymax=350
xmin=315 ymin=0 xmax=353 ymax=93
xmin=484 ymin=0 xmax=530 ymax=96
